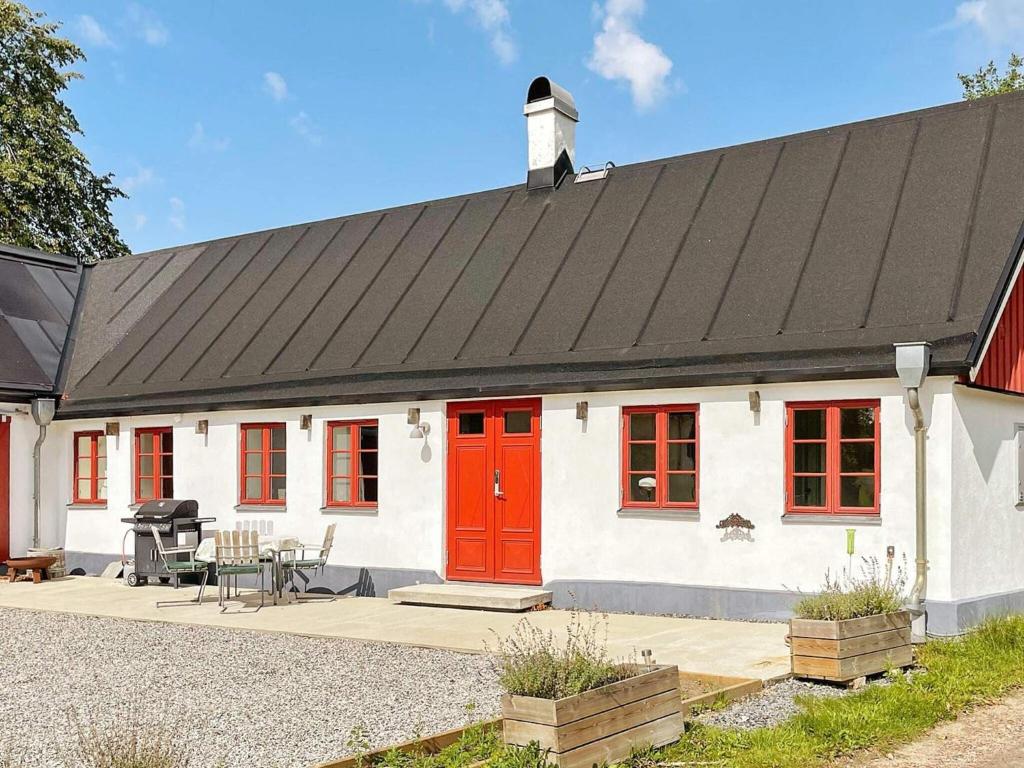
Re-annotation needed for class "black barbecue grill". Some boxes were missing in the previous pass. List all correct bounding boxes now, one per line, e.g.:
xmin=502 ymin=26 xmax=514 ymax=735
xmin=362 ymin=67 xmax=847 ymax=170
xmin=121 ymin=499 xmax=214 ymax=586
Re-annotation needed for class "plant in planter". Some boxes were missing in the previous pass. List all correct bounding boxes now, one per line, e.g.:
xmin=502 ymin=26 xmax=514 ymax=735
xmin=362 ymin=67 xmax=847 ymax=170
xmin=790 ymin=556 xmax=913 ymax=684
xmin=493 ymin=609 xmax=684 ymax=768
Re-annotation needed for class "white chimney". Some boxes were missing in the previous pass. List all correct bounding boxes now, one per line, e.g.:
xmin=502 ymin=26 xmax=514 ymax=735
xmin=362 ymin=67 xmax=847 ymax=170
xmin=524 ymin=76 xmax=578 ymax=190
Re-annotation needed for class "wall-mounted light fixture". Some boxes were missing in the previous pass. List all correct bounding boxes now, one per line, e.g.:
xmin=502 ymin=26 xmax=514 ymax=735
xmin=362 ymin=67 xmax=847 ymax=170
xmin=407 ymin=407 xmax=430 ymax=439
xmin=300 ymin=414 xmax=313 ymax=431
xmin=748 ymin=391 xmax=761 ymax=414
xmin=195 ymin=419 xmax=208 ymax=435
xmin=576 ymin=401 xmax=588 ymax=421
xmin=105 ymin=422 xmax=120 ymax=437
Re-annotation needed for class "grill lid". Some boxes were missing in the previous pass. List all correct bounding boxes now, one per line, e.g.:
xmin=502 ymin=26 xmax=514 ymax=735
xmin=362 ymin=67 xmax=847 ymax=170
xmin=134 ymin=498 xmax=199 ymax=519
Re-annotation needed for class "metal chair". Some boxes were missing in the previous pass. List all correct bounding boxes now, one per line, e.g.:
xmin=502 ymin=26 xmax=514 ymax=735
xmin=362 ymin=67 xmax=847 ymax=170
xmin=214 ymin=529 xmax=265 ymax=612
xmin=281 ymin=523 xmax=336 ymax=600
xmin=150 ymin=525 xmax=209 ymax=608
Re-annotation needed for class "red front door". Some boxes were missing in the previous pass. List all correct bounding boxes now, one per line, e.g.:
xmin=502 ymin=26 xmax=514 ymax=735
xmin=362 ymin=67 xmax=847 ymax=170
xmin=0 ymin=418 xmax=9 ymax=562
xmin=446 ymin=399 xmax=541 ymax=585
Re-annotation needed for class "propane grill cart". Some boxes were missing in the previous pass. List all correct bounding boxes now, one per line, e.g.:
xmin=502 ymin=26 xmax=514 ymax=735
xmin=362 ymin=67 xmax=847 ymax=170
xmin=121 ymin=499 xmax=214 ymax=587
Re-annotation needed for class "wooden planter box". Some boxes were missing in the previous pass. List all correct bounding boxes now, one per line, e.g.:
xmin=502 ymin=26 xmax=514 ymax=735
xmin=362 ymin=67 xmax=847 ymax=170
xmin=502 ymin=665 xmax=684 ymax=768
xmin=790 ymin=610 xmax=913 ymax=684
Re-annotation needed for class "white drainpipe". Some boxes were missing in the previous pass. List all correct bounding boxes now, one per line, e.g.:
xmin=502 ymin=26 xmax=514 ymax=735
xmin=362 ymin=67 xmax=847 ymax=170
xmin=31 ymin=398 xmax=56 ymax=549
xmin=894 ymin=342 xmax=931 ymax=642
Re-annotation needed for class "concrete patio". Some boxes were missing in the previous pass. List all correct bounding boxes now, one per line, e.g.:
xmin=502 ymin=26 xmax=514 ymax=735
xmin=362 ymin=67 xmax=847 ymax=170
xmin=0 ymin=576 xmax=791 ymax=680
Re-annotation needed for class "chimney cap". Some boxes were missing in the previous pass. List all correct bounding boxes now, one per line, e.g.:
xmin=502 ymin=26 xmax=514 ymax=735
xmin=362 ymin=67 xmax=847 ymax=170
xmin=525 ymin=76 xmax=578 ymax=121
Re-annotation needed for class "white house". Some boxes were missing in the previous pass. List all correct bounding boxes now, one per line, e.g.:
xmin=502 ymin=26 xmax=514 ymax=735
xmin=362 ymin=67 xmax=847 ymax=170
xmin=6 ymin=79 xmax=1024 ymax=637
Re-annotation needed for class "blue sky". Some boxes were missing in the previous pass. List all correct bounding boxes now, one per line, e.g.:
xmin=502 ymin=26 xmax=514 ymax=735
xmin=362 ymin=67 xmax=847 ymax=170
xmin=31 ymin=0 xmax=1024 ymax=254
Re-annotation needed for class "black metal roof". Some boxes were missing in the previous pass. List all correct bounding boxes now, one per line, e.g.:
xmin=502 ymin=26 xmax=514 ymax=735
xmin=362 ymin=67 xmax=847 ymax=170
xmin=0 ymin=244 xmax=81 ymax=401
xmin=58 ymin=92 xmax=1024 ymax=416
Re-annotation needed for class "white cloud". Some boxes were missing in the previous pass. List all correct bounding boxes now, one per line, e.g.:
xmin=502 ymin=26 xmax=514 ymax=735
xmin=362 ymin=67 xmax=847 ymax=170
xmin=587 ymin=0 xmax=674 ymax=111
xmin=289 ymin=111 xmax=323 ymax=146
xmin=187 ymin=122 xmax=230 ymax=152
xmin=125 ymin=4 xmax=168 ymax=46
xmin=949 ymin=0 xmax=1024 ymax=44
xmin=168 ymin=197 xmax=186 ymax=231
xmin=263 ymin=71 xmax=288 ymax=102
xmin=75 ymin=15 xmax=114 ymax=48
xmin=443 ymin=0 xmax=517 ymax=64
xmin=133 ymin=213 xmax=148 ymax=231
xmin=121 ymin=166 xmax=156 ymax=194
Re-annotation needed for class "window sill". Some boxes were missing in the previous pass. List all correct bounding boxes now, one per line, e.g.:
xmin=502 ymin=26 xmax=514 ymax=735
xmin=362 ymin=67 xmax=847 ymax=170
xmin=67 ymin=502 xmax=107 ymax=510
xmin=320 ymin=506 xmax=378 ymax=516
xmin=234 ymin=504 xmax=288 ymax=513
xmin=617 ymin=508 xmax=699 ymax=521
xmin=781 ymin=513 xmax=881 ymax=526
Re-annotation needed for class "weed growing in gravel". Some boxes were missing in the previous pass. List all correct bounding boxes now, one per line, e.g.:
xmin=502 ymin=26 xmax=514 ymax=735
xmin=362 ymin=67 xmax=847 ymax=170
xmin=489 ymin=607 xmax=633 ymax=699
xmin=793 ymin=556 xmax=907 ymax=621
xmin=67 ymin=711 xmax=193 ymax=768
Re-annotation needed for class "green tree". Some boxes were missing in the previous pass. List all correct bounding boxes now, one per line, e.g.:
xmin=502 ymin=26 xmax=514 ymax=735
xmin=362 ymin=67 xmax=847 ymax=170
xmin=959 ymin=53 xmax=1024 ymax=100
xmin=0 ymin=1 xmax=129 ymax=262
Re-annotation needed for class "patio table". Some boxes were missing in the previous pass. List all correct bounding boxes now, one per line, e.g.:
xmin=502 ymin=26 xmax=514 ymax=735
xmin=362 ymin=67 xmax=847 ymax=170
xmin=195 ymin=534 xmax=304 ymax=606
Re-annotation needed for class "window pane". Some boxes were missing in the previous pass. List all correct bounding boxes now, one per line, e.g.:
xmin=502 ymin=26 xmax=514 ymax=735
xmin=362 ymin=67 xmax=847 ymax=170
xmin=360 ymin=451 xmax=378 ymax=476
xmin=245 ymin=428 xmax=262 ymax=450
xmin=270 ymin=427 xmax=286 ymax=450
xmin=360 ymin=477 xmax=378 ymax=503
xmin=840 ymin=408 xmax=875 ymax=439
xmin=139 ymin=455 xmax=154 ymax=476
xmin=841 ymin=476 xmax=875 ymax=508
xmin=360 ymin=425 xmax=378 ymax=450
xmin=270 ymin=452 xmax=286 ymax=475
xmin=793 ymin=409 xmax=826 ymax=440
xmin=139 ymin=432 xmax=154 ymax=452
xmin=629 ymin=443 xmax=656 ymax=471
xmin=332 ymin=425 xmax=351 ymax=450
xmin=332 ymin=478 xmax=351 ymax=503
xmin=77 ymin=479 xmax=91 ymax=499
xmin=668 ymin=444 xmax=696 ymax=471
xmin=139 ymin=478 xmax=154 ymax=500
xmin=504 ymin=411 xmax=532 ymax=433
xmin=270 ymin=476 xmax=287 ymax=500
xmin=668 ymin=474 xmax=696 ymax=503
xmin=628 ymin=474 xmax=657 ymax=502
xmin=161 ymin=454 xmax=174 ymax=478
xmin=332 ymin=452 xmax=351 ymax=477
xmin=97 ymin=479 xmax=107 ymax=500
xmin=97 ymin=458 xmax=107 ymax=479
xmin=160 ymin=477 xmax=174 ymax=498
xmin=97 ymin=437 xmax=106 ymax=458
xmin=629 ymin=412 xmax=655 ymax=441
xmin=667 ymin=412 xmax=695 ymax=440
xmin=77 ymin=458 xmax=92 ymax=480
xmin=245 ymin=453 xmax=262 ymax=474
xmin=794 ymin=476 xmax=825 ymax=507
xmin=458 ymin=412 xmax=484 ymax=435
xmin=162 ymin=432 xmax=173 ymax=452
xmin=794 ymin=443 xmax=826 ymax=473
xmin=76 ymin=435 xmax=90 ymax=455
xmin=841 ymin=443 xmax=875 ymax=473
xmin=244 ymin=477 xmax=261 ymax=499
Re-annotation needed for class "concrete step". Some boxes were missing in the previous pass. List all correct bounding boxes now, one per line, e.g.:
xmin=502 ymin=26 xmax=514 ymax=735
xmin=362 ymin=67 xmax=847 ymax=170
xmin=388 ymin=583 xmax=553 ymax=612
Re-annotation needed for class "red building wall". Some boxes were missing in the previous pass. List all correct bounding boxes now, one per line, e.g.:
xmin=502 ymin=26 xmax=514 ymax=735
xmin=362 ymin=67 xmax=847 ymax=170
xmin=976 ymin=268 xmax=1024 ymax=394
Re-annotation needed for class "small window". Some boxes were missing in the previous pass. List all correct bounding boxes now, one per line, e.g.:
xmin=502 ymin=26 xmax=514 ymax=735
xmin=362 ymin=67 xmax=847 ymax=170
xmin=240 ymin=423 xmax=286 ymax=504
xmin=458 ymin=412 xmax=485 ymax=435
xmin=503 ymin=410 xmax=532 ymax=434
xmin=134 ymin=427 xmax=173 ymax=504
xmin=326 ymin=420 xmax=378 ymax=507
xmin=622 ymin=405 xmax=699 ymax=509
xmin=786 ymin=401 xmax=879 ymax=515
xmin=73 ymin=431 xmax=107 ymax=504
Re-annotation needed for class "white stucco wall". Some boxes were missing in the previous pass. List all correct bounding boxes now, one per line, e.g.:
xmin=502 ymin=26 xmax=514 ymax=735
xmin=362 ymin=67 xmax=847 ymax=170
xmin=3 ymin=404 xmax=39 ymax=556
xmin=950 ymin=384 xmax=1024 ymax=601
xmin=45 ymin=377 xmax=955 ymax=598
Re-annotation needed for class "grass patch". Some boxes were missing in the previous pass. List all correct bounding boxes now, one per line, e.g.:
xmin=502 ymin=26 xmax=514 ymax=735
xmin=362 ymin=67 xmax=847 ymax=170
xmin=793 ymin=556 xmax=907 ymax=621
xmin=644 ymin=614 xmax=1024 ymax=768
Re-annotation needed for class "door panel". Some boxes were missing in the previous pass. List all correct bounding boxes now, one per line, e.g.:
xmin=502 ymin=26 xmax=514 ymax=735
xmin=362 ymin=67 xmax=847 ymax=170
xmin=0 ymin=418 xmax=9 ymax=563
xmin=446 ymin=399 xmax=541 ymax=585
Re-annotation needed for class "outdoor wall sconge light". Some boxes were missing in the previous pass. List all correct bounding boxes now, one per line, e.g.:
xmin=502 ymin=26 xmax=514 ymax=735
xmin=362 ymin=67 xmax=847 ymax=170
xmin=407 ymin=407 xmax=430 ymax=439
xmin=195 ymin=419 xmax=208 ymax=435
xmin=748 ymin=390 xmax=761 ymax=414
xmin=300 ymin=414 xmax=313 ymax=431
xmin=105 ymin=422 xmax=120 ymax=437
xmin=575 ymin=401 xmax=588 ymax=421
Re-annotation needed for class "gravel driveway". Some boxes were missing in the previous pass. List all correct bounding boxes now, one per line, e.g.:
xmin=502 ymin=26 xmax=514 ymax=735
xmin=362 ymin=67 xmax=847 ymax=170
xmin=0 ymin=607 xmax=501 ymax=768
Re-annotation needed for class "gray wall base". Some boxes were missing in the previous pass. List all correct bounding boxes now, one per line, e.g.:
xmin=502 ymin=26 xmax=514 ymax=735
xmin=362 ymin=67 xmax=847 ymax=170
xmin=925 ymin=588 xmax=1024 ymax=636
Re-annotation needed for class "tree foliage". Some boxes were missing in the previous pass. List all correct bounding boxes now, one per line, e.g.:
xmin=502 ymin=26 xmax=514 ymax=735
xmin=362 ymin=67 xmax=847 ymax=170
xmin=959 ymin=53 xmax=1024 ymax=100
xmin=0 ymin=0 xmax=129 ymax=262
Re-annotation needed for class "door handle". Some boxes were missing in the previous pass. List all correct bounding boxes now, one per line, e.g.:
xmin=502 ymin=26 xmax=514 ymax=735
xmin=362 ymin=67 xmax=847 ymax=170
xmin=494 ymin=469 xmax=502 ymax=497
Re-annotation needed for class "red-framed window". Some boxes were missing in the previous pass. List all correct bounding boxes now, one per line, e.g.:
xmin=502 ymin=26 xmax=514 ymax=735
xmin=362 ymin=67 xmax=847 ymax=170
xmin=785 ymin=400 xmax=880 ymax=515
xmin=134 ymin=427 xmax=173 ymax=504
xmin=73 ymin=431 xmax=107 ymax=504
xmin=325 ymin=420 xmax=379 ymax=507
xmin=240 ymin=423 xmax=286 ymax=504
xmin=621 ymin=405 xmax=699 ymax=509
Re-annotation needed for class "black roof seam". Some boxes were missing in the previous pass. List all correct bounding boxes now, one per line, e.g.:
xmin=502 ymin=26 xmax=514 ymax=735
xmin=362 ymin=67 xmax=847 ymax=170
xmin=216 ymin=220 xmax=347 ymax=380
xmin=180 ymin=225 xmax=317 ymax=383
xmin=571 ymin=164 xmax=666 ymax=351
xmin=948 ymin=102 xmax=999 ymax=322
xmin=140 ymin=232 xmax=275 ymax=384
xmin=401 ymin=191 xmax=514 ymax=365
xmin=260 ymin=213 xmax=384 ymax=376
xmin=309 ymin=206 xmax=427 ymax=370
xmin=104 ymin=239 xmax=243 ymax=387
xmin=352 ymin=197 xmax=470 ymax=368
xmin=112 ymin=256 xmax=148 ymax=293
xmin=703 ymin=141 xmax=786 ymax=341
xmin=509 ymin=180 xmax=611 ymax=356
xmin=25 ymin=265 xmax=73 ymax=325
xmin=107 ymin=250 xmax=182 ymax=326
xmin=861 ymin=117 xmax=922 ymax=328
xmin=455 ymin=202 xmax=550 ymax=360
xmin=634 ymin=153 xmax=724 ymax=347
xmin=779 ymin=130 xmax=852 ymax=333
